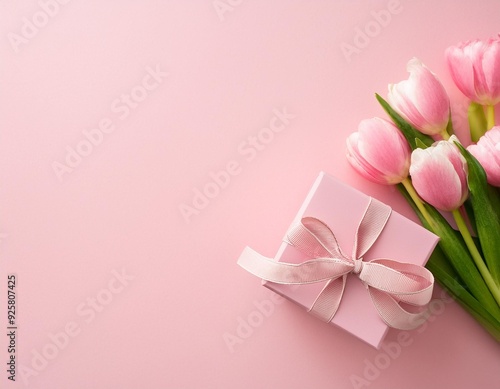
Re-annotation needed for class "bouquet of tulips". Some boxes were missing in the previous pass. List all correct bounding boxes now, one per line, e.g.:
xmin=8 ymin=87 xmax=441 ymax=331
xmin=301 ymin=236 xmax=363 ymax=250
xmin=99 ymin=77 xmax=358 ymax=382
xmin=346 ymin=37 xmax=500 ymax=341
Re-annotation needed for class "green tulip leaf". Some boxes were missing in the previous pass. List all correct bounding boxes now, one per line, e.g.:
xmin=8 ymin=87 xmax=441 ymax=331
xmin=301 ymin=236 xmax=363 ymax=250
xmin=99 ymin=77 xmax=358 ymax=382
xmin=397 ymin=183 xmax=500 ymax=316
xmin=487 ymin=184 xmax=500 ymax=226
xmin=456 ymin=142 xmax=500 ymax=285
xmin=426 ymin=251 xmax=500 ymax=342
xmin=415 ymin=138 xmax=429 ymax=149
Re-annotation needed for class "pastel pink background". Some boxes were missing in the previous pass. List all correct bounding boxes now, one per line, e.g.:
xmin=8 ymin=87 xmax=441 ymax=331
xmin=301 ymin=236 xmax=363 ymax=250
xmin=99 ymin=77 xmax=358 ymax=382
xmin=0 ymin=1 xmax=499 ymax=388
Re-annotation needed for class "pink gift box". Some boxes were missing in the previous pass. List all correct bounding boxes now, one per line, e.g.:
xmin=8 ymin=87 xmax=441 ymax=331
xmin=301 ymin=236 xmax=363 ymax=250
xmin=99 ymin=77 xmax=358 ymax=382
xmin=263 ymin=172 xmax=439 ymax=349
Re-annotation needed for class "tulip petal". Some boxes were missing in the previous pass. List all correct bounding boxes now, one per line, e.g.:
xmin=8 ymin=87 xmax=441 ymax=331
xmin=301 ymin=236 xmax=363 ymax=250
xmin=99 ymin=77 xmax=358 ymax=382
xmin=468 ymin=41 xmax=490 ymax=102
xmin=446 ymin=44 xmax=478 ymax=102
xmin=389 ymin=82 xmax=428 ymax=133
xmin=357 ymin=119 xmax=409 ymax=181
xmin=407 ymin=59 xmax=450 ymax=133
xmin=346 ymin=118 xmax=410 ymax=185
xmin=388 ymin=59 xmax=449 ymax=135
xmin=481 ymin=39 xmax=500 ymax=104
xmin=437 ymin=137 xmax=469 ymax=204
xmin=346 ymin=133 xmax=390 ymax=185
xmin=446 ymin=37 xmax=500 ymax=105
xmin=410 ymin=147 xmax=466 ymax=211
xmin=468 ymin=126 xmax=500 ymax=186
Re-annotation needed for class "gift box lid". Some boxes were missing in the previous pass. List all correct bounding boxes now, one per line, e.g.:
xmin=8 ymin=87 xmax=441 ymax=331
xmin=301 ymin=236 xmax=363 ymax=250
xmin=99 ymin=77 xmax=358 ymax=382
xmin=264 ymin=172 xmax=439 ymax=349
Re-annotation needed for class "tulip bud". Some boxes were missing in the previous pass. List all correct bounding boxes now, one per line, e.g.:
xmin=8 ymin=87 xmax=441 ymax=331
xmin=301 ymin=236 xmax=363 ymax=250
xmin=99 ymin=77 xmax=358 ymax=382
xmin=410 ymin=136 xmax=469 ymax=211
xmin=467 ymin=126 xmax=500 ymax=187
xmin=446 ymin=37 xmax=500 ymax=106
xmin=346 ymin=117 xmax=411 ymax=185
xmin=388 ymin=58 xmax=450 ymax=137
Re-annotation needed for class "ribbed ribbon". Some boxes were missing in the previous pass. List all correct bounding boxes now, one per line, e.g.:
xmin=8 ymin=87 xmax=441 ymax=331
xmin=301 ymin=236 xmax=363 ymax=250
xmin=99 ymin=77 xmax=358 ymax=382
xmin=237 ymin=198 xmax=435 ymax=330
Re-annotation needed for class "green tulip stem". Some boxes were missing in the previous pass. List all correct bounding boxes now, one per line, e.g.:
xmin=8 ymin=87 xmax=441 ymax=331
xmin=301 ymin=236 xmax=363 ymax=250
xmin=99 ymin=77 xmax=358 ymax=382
xmin=452 ymin=208 xmax=500 ymax=307
xmin=440 ymin=130 xmax=450 ymax=140
xmin=486 ymin=105 xmax=495 ymax=130
xmin=468 ymin=102 xmax=487 ymax=142
xmin=401 ymin=178 xmax=438 ymax=231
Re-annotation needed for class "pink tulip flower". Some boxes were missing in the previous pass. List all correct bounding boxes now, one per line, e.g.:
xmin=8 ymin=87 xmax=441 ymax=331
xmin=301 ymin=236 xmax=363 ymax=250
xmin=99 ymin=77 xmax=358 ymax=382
xmin=446 ymin=37 xmax=500 ymax=106
xmin=388 ymin=58 xmax=450 ymax=137
xmin=410 ymin=136 xmax=469 ymax=211
xmin=346 ymin=117 xmax=411 ymax=185
xmin=467 ymin=126 xmax=500 ymax=186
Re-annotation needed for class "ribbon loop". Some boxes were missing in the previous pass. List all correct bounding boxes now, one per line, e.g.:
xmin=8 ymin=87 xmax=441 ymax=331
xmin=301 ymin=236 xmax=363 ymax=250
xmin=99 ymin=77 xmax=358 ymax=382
xmin=237 ymin=197 xmax=435 ymax=330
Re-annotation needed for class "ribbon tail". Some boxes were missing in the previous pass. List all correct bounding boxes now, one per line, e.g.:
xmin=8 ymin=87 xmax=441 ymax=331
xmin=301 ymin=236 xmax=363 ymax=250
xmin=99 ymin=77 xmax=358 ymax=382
xmin=237 ymin=247 xmax=288 ymax=283
xmin=368 ymin=288 xmax=430 ymax=330
xmin=237 ymin=247 xmax=352 ymax=285
xmin=308 ymin=275 xmax=347 ymax=322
